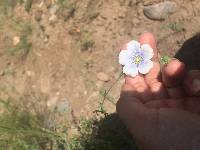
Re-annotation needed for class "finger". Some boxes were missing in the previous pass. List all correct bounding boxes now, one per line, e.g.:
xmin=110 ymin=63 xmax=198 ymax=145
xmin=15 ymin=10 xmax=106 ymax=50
xmin=162 ymin=59 xmax=186 ymax=87
xmin=162 ymin=59 xmax=186 ymax=98
xmin=145 ymin=62 xmax=168 ymax=99
xmin=139 ymin=32 xmax=158 ymax=60
xmin=140 ymin=33 xmax=167 ymax=99
xmin=184 ymin=70 xmax=200 ymax=96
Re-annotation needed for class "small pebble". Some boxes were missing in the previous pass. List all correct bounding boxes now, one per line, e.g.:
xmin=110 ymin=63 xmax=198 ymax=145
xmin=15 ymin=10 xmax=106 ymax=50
xmin=55 ymin=99 xmax=70 ymax=115
xmin=49 ymin=14 xmax=58 ymax=24
xmin=13 ymin=36 xmax=20 ymax=46
xmin=97 ymin=72 xmax=110 ymax=82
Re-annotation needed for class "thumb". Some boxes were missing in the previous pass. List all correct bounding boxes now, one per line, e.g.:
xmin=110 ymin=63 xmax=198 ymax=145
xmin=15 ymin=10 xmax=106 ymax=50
xmin=162 ymin=59 xmax=186 ymax=87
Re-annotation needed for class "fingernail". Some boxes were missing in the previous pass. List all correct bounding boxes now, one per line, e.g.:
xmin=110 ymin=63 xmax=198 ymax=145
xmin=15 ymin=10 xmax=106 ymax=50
xmin=192 ymin=79 xmax=200 ymax=93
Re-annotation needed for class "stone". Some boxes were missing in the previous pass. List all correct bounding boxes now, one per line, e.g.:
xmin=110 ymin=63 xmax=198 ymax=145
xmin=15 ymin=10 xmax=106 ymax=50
xmin=26 ymin=70 xmax=34 ymax=77
xmin=0 ymin=70 xmax=5 ymax=76
xmin=143 ymin=1 xmax=177 ymax=20
xmin=49 ymin=14 xmax=58 ymax=24
xmin=45 ymin=97 xmax=72 ymax=130
xmin=13 ymin=36 xmax=20 ymax=46
xmin=49 ymin=4 xmax=59 ymax=15
xmin=97 ymin=72 xmax=110 ymax=82
xmin=55 ymin=99 xmax=71 ymax=115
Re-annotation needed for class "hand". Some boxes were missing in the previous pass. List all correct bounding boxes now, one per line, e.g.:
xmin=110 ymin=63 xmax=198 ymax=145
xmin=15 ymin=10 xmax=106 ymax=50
xmin=117 ymin=33 xmax=200 ymax=150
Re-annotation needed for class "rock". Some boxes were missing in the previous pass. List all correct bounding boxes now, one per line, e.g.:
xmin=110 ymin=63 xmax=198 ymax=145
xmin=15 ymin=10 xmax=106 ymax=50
xmin=35 ymin=10 xmax=43 ymax=22
xmin=0 ymin=70 xmax=5 ymax=76
xmin=49 ymin=14 xmax=58 ymax=24
xmin=55 ymin=99 xmax=71 ymax=115
xmin=143 ymin=1 xmax=177 ymax=20
xmin=45 ymin=97 xmax=72 ymax=130
xmin=97 ymin=72 xmax=110 ymax=82
xmin=49 ymin=4 xmax=59 ymax=15
xmin=13 ymin=36 xmax=20 ymax=46
xmin=26 ymin=70 xmax=34 ymax=77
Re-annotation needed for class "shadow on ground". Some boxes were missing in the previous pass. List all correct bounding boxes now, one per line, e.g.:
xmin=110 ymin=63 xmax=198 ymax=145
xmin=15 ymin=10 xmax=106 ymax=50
xmin=71 ymin=113 xmax=139 ymax=150
xmin=175 ymin=33 xmax=200 ymax=70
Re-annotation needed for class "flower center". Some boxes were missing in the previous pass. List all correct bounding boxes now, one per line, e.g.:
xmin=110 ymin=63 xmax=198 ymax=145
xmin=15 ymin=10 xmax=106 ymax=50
xmin=133 ymin=55 xmax=143 ymax=65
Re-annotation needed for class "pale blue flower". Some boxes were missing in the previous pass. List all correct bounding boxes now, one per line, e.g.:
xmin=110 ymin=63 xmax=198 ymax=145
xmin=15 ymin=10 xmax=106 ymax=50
xmin=119 ymin=40 xmax=154 ymax=77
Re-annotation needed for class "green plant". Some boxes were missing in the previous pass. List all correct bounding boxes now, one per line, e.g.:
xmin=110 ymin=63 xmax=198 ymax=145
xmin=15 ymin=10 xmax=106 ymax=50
xmin=160 ymin=55 xmax=171 ymax=65
xmin=0 ymin=0 xmax=15 ymax=17
xmin=0 ymin=99 xmax=70 ymax=150
xmin=57 ymin=0 xmax=76 ymax=21
xmin=69 ymin=115 xmax=138 ymax=150
xmin=80 ymin=37 xmax=95 ymax=51
xmin=24 ymin=0 xmax=33 ymax=12
xmin=8 ymin=34 xmax=32 ymax=57
xmin=0 ymin=17 xmax=32 ymax=57
xmin=95 ymin=72 xmax=123 ymax=115
xmin=0 ymin=0 xmax=30 ymax=17
xmin=165 ymin=22 xmax=185 ymax=32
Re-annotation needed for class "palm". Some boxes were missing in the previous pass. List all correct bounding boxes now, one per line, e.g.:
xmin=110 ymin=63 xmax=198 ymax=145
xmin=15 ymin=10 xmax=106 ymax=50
xmin=117 ymin=33 xmax=200 ymax=150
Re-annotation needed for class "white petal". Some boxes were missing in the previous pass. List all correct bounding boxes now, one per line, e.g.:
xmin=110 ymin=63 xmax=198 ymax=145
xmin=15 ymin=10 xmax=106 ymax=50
xmin=123 ymin=64 xmax=138 ymax=77
xmin=141 ymin=44 xmax=154 ymax=60
xmin=138 ymin=60 xmax=153 ymax=74
xmin=119 ymin=50 xmax=130 ymax=65
xmin=127 ymin=40 xmax=141 ymax=54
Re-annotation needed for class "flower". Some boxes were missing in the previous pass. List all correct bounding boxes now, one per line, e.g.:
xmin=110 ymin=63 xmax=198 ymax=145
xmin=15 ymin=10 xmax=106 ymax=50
xmin=119 ymin=40 xmax=154 ymax=77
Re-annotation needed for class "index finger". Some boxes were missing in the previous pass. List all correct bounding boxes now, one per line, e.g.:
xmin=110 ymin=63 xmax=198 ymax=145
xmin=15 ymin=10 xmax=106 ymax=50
xmin=140 ymin=33 xmax=167 ymax=99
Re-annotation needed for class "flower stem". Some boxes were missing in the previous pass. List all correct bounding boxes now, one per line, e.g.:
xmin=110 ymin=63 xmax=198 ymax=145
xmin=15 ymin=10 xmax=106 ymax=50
xmin=95 ymin=71 xmax=123 ymax=115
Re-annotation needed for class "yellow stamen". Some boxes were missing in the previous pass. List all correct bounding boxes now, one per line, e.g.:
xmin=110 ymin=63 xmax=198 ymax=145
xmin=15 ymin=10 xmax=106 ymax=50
xmin=134 ymin=56 xmax=143 ymax=64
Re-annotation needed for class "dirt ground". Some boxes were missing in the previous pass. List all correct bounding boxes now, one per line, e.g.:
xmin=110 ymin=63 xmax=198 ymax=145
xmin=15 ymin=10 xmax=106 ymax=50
xmin=0 ymin=0 xmax=200 ymax=123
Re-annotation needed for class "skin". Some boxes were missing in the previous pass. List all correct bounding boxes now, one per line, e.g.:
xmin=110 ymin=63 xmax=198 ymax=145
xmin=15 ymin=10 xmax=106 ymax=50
xmin=117 ymin=33 xmax=200 ymax=150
